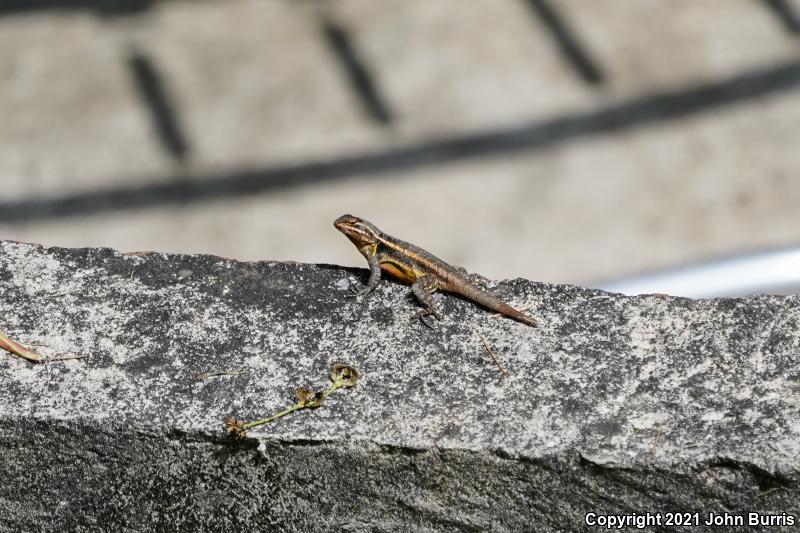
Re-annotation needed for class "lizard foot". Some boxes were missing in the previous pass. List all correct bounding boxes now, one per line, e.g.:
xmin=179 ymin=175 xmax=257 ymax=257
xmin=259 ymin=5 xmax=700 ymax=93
xmin=412 ymin=309 xmax=442 ymax=329
xmin=345 ymin=285 xmax=370 ymax=298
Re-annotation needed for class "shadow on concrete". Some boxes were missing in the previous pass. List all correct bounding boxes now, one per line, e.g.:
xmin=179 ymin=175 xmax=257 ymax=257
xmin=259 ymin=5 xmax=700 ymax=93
xmin=760 ymin=0 xmax=800 ymax=35
xmin=3 ymin=58 xmax=800 ymax=222
xmin=320 ymin=19 xmax=394 ymax=126
xmin=0 ymin=0 xmax=153 ymax=16
xmin=524 ymin=0 xmax=605 ymax=85
xmin=127 ymin=49 xmax=191 ymax=162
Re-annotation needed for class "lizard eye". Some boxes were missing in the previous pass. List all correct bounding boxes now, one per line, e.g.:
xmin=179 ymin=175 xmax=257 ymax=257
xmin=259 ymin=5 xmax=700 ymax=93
xmin=357 ymin=223 xmax=376 ymax=237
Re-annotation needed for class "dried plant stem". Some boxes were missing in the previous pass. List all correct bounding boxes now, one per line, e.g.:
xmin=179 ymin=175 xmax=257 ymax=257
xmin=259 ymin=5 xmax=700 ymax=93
xmin=477 ymin=332 xmax=510 ymax=378
xmin=651 ymin=423 xmax=664 ymax=454
xmin=241 ymin=379 xmax=348 ymax=431
xmin=242 ymin=403 xmax=305 ymax=431
xmin=197 ymin=370 xmax=244 ymax=380
xmin=226 ymin=364 xmax=359 ymax=438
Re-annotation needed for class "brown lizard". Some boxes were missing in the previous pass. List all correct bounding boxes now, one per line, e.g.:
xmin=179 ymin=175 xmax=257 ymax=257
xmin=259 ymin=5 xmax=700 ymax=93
xmin=334 ymin=214 xmax=537 ymax=327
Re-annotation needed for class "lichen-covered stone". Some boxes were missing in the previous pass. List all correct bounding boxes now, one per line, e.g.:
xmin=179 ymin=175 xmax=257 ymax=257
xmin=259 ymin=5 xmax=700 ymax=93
xmin=0 ymin=240 xmax=798 ymax=531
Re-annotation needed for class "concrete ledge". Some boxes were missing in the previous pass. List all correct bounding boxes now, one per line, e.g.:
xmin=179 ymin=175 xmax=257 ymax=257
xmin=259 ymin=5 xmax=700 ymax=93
xmin=1 ymin=240 xmax=799 ymax=531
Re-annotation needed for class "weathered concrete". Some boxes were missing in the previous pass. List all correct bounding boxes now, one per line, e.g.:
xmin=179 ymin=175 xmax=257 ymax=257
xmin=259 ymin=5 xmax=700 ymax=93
xmin=1 ymin=240 xmax=799 ymax=531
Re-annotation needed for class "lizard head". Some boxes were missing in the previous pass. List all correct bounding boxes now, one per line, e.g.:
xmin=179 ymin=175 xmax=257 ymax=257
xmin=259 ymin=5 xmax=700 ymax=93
xmin=334 ymin=214 xmax=380 ymax=248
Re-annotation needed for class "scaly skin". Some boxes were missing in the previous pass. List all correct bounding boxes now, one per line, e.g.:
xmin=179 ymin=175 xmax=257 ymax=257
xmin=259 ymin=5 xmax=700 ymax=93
xmin=334 ymin=214 xmax=537 ymax=327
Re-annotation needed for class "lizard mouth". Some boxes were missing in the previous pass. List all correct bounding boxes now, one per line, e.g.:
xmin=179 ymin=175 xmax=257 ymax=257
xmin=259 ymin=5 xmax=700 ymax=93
xmin=333 ymin=214 xmax=378 ymax=247
xmin=333 ymin=214 xmax=362 ymax=233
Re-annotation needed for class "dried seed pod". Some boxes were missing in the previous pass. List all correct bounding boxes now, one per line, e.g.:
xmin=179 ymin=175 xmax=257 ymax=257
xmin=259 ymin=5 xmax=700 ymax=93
xmin=331 ymin=364 xmax=359 ymax=388
xmin=225 ymin=416 xmax=246 ymax=439
xmin=296 ymin=387 xmax=325 ymax=408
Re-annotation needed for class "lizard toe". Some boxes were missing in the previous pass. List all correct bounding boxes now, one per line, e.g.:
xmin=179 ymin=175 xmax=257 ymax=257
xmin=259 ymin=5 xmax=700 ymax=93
xmin=412 ymin=309 xmax=439 ymax=329
xmin=419 ymin=314 xmax=437 ymax=329
xmin=346 ymin=285 xmax=371 ymax=298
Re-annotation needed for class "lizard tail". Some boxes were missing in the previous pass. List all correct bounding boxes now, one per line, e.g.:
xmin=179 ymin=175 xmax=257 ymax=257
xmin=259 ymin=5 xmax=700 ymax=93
xmin=454 ymin=281 xmax=538 ymax=327
xmin=496 ymin=303 xmax=538 ymax=327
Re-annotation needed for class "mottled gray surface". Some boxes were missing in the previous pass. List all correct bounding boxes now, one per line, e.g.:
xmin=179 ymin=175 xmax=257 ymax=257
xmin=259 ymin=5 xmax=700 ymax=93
xmin=0 ymin=240 xmax=798 ymax=532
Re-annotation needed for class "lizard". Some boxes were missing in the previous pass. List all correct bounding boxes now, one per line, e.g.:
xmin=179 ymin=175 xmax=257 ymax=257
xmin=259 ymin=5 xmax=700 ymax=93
xmin=334 ymin=214 xmax=537 ymax=327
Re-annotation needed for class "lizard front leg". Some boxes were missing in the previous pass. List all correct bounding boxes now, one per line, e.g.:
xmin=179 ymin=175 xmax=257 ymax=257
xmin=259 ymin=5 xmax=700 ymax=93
xmin=411 ymin=275 xmax=443 ymax=328
xmin=350 ymin=246 xmax=382 ymax=297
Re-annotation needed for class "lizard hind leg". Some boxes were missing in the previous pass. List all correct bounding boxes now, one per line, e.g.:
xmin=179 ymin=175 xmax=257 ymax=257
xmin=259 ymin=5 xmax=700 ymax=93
xmin=411 ymin=275 xmax=443 ymax=328
xmin=455 ymin=266 xmax=491 ymax=288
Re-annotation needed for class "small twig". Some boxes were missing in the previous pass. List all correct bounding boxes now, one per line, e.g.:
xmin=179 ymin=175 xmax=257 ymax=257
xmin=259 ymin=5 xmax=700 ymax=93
xmin=197 ymin=370 xmax=245 ymax=380
xmin=41 ymin=355 xmax=87 ymax=363
xmin=650 ymin=423 xmax=663 ymax=454
xmin=477 ymin=332 xmax=510 ymax=378
xmin=757 ymin=486 xmax=785 ymax=498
